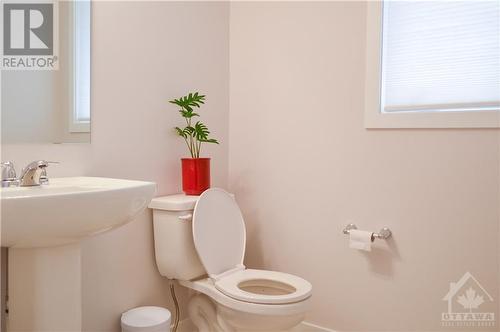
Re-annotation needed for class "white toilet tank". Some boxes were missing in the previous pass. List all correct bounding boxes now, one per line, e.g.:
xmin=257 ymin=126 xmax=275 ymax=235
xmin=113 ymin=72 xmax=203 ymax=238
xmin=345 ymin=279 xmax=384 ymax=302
xmin=148 ymin=194 xmax=205 ymax=280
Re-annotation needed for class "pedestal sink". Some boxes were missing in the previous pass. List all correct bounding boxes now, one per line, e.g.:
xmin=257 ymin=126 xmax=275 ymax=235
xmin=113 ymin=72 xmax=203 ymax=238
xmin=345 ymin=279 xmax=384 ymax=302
xmin=1 ymin=177 xmax=156 ymax=248
xmin=0 ymin=177 xmax=156 ymax=331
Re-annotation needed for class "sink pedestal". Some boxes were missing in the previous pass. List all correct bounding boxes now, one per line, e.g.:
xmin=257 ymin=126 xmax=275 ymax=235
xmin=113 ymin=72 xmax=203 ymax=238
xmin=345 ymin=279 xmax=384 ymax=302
xmin=8 ymin=244 xmax=82 ymax=332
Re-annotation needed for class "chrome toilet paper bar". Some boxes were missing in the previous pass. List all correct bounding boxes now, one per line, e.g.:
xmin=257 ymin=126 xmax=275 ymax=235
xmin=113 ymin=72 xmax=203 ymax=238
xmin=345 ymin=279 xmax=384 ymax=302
xmin=343 ymin=223 xmax=392 ymax=242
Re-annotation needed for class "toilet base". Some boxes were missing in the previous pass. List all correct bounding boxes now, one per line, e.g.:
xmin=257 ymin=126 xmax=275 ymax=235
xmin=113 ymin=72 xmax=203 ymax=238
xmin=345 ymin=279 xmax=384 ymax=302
xmin=187 ymin=293 xmax=305 ymax=332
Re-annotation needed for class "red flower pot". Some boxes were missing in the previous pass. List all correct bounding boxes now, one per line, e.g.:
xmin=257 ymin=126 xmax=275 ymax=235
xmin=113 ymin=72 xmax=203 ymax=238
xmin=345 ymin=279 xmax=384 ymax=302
xmin=181 ymin=158 xmax=211 ymax=195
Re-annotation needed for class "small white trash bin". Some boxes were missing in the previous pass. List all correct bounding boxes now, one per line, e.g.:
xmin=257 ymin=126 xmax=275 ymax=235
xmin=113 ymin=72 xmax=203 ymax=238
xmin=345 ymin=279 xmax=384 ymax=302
xmin=121 ymin=306 xmax=171 ymax=332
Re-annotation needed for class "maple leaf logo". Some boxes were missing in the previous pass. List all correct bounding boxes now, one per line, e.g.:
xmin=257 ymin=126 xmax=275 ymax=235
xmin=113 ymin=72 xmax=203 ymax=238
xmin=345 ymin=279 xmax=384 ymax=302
xmin=457 ymin=287 xmax=484 ymax=312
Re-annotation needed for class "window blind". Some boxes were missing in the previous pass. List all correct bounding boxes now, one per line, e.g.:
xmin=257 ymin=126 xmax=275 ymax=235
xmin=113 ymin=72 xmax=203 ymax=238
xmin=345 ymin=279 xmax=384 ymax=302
xmin=381 ymin=1 xmax=500 ymax=113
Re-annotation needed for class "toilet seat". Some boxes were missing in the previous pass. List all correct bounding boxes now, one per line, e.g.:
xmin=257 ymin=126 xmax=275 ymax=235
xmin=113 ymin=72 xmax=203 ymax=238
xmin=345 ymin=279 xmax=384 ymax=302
xmin=192 ymin=189 xmax=312 ymax=306
xmin=214 ymin=269 xmax=312 ymax=304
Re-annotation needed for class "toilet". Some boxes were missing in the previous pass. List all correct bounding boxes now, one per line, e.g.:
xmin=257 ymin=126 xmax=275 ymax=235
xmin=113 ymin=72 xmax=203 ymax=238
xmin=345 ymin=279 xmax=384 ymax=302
xmin=149 ymin=188 xmax=312 ymax=331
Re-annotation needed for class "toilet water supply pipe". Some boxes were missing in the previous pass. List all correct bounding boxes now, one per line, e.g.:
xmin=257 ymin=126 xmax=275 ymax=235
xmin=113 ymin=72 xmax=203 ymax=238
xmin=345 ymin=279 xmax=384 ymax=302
xmin=169 ymin=280 xmax=180 ymax=332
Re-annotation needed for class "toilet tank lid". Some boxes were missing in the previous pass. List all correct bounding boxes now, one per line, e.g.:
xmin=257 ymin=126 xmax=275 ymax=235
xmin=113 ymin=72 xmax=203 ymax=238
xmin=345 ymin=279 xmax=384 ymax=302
xmin=148 ymin=194 xmax=199 ymax=211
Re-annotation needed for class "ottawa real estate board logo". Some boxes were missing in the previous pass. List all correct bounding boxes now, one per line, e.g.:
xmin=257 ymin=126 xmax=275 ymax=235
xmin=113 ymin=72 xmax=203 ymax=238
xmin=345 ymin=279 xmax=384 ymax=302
xmin=442 ymin=272 xmax=495 ymax=328
xmin=2 ymin=1 xmax=58 ymax=70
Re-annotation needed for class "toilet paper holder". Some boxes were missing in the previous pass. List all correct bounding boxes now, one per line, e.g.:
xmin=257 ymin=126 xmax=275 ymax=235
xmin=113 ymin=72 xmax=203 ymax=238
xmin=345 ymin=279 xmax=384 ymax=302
xmin=343 ymin=223 xmax=392 ymax=242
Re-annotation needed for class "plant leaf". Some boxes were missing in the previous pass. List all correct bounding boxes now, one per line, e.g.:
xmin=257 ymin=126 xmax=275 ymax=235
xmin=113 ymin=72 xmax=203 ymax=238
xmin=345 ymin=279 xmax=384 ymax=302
xmin=169 ymin=92 xmax=205 ymax=111
xmin=179 ymin=109 xmax=200 ymax=119
xmin=184 ymin=126 xmax=195 ymax=136
xmin=194 ymin=121 xmax=210 ymax=140
xmin=199 ymin=138 xmax=219 ymax=144
xmin=174 ymin=127 xmax=186 ymax=138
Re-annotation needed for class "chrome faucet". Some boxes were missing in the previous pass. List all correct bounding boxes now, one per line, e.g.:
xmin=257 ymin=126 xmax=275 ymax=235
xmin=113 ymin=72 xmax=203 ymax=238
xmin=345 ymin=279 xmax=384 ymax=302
xmin=18 ymin=160 xmax=54 ymax=186
xmin=1 ymin=160 xmax=57 ymax=187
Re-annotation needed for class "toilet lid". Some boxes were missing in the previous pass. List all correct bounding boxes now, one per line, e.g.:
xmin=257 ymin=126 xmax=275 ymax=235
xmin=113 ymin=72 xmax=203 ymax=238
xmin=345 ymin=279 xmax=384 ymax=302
xmin=192 ymin=188 xmax=246 ymax=277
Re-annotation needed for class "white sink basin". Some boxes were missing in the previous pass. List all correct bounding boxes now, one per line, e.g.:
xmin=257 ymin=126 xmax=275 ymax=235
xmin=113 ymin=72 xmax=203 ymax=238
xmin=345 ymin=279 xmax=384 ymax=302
xmin=1 ymin=177 xmax=156 ymax=248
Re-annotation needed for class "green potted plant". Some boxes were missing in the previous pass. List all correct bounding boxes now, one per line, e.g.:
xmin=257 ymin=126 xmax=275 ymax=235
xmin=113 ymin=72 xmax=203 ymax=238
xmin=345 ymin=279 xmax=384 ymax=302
xmin=170 ymin=92 xmax=219 ymax=195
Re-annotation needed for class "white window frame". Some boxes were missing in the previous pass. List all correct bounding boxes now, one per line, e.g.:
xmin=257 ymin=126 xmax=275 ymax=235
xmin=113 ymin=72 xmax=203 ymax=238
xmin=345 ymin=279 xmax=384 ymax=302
xmin=364 ymin=1 xmax=500 ymax=129
xmin=68 ymin=0 xmax=91 ymax=133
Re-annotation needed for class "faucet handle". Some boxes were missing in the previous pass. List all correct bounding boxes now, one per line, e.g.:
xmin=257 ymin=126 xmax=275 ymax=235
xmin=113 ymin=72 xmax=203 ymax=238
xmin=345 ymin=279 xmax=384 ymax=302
xmin=36 ymin=161 xmax=59 ymax=185
xmin=39 ymin=168 xmax=49 ymax=185
xmin=21 ymin=160 xmax=58 ymax=170
xmin=1 ymin=161 xmax=17 ymax=180
xmin=1 ymin=162 xmax=19 ymax=187
xmin=38 ymin=161 xmax=59 ymax=184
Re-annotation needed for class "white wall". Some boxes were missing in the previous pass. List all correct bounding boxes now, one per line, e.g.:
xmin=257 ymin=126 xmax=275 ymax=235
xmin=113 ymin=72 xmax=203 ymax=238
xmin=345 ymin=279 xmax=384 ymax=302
xmin=1 ymin=2 xmax=229 ymax=331
xmin=228 ymin=2 xmax=499 ymax=331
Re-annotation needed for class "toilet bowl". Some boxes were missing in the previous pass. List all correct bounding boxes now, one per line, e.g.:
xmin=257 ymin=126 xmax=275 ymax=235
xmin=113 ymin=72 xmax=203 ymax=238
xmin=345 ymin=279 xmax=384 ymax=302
xmin=149 ymin=188 xmax=312 ymax=331
xmin=180 ymin=278 xmax=310 ymax=331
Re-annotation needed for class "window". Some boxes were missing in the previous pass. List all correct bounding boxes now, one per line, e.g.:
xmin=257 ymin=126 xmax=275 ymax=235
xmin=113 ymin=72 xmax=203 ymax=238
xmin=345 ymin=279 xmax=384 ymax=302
xmin=365 ymin=1 xmax=500 ymax=128
xmin=69 ymin=0 xmax=91 ymax=133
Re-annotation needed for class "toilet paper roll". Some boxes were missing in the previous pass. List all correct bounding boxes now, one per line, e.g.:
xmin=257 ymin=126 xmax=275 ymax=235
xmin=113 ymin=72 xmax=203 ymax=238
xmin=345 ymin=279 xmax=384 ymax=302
xmin=349 ymin=229 xmax=373 ymax=251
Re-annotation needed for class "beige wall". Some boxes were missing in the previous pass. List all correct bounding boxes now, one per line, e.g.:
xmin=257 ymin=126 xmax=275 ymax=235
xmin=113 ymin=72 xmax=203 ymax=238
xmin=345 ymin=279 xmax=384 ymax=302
xmin=1 ymin=1 xmax=229 ymax=331
xmin=228 ymin=2 xmax=499 ymax=331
